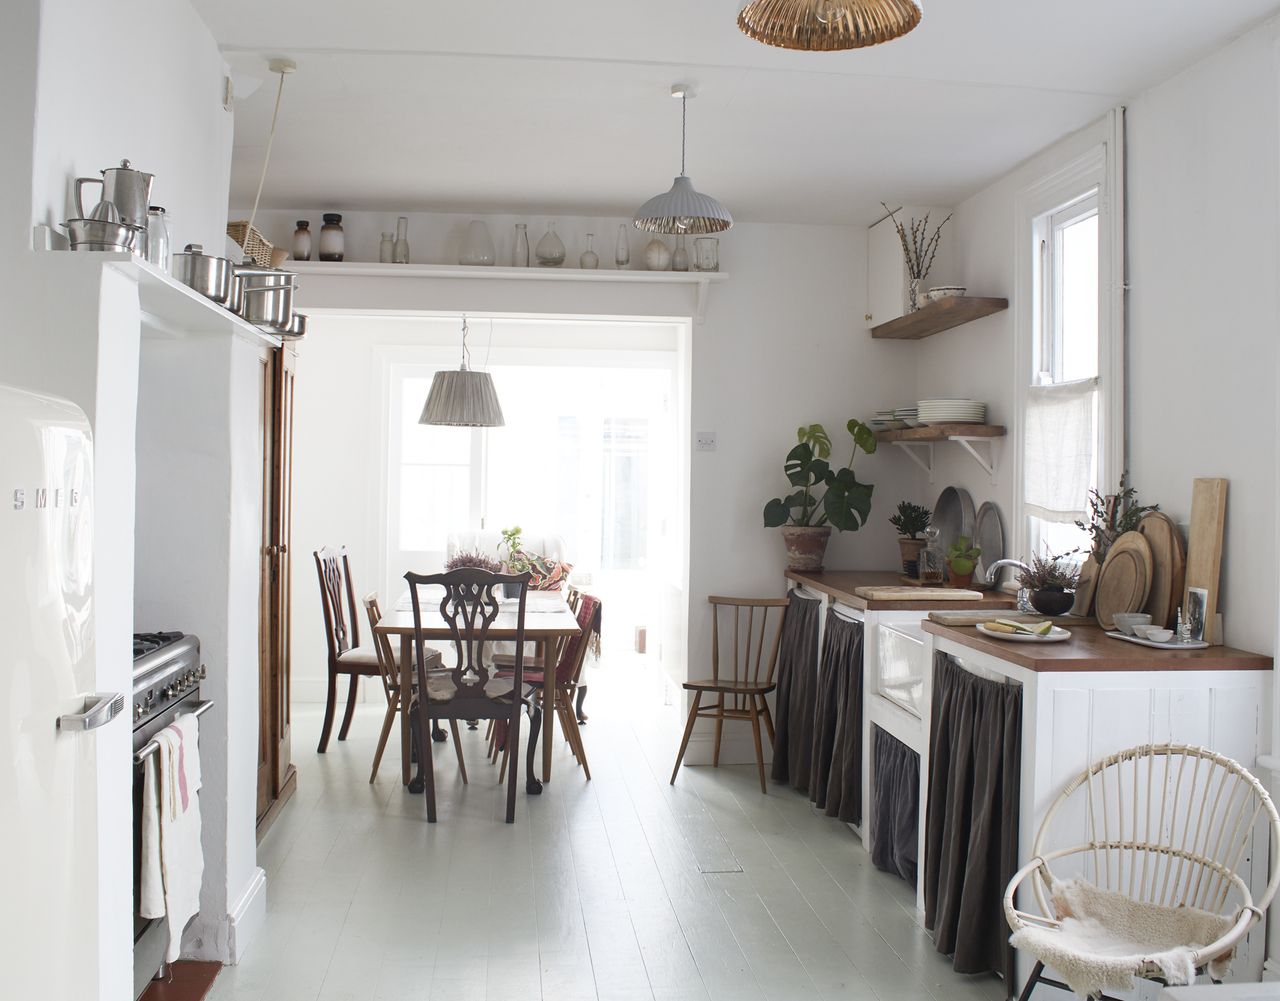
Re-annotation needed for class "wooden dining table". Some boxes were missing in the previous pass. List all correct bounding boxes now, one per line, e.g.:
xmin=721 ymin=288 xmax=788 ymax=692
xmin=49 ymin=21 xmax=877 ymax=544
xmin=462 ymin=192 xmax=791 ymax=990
xmin=374 ymin=592 xmax=582 ymax=792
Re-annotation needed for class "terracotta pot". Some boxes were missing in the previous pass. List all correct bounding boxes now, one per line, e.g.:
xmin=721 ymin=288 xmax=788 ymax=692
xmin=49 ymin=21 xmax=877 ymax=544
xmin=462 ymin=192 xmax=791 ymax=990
xmin=1031 ymin=587 xmax=1075 ymax=616
xmin=780 ymin=525 xmax=832 ymax=571
xmin=946 ymin=565 xmax=974 ymax=589
xmin=897 ymin=537 xmax=926 ymax=578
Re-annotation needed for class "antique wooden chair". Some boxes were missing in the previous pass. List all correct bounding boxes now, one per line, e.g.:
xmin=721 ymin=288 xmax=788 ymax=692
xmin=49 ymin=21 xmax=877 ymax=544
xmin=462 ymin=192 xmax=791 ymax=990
xmin=314 ymin=546 xmax=381 ymax=752
xmin=1004 ymin=743 xmax=1280 ymax=1000
xmin=362 ymin=594 xmax=466 ymax=784
xmin=404 ymin=567 xmax=541 ymax=823
xmin=670 ymin=596 xmax=789 ymax=793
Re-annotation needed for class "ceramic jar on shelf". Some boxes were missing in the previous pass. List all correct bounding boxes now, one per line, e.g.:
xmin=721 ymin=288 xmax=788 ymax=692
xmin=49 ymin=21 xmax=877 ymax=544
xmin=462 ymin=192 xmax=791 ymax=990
xmin=318 ymin=213 xmax=344 ymax=262
xmin=643 ymin=237 xmax=671 ymax=271
xmin=292 ymin=220 xmax=312 ymax=262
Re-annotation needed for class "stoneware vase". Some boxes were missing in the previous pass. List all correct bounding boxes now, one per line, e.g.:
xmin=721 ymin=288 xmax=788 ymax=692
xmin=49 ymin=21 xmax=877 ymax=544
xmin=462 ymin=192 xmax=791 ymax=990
xmin=780 ymin=525 xmax=831 ymax=571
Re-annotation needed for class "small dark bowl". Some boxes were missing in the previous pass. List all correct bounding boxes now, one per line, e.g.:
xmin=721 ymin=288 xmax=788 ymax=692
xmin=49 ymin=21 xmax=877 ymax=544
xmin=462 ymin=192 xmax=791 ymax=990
xmin=1030 ymin=588 xmax=1074 ymax=616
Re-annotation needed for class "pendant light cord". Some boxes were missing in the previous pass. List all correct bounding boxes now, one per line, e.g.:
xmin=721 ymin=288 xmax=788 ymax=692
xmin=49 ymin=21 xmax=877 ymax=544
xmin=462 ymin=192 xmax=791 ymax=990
xmin=246 ymin=69 xmax=287 ymax=235
xmin=680 ymin=93 xmax=687 ymax=177
xmin=459 ymin=316 xmax=472 ymax=371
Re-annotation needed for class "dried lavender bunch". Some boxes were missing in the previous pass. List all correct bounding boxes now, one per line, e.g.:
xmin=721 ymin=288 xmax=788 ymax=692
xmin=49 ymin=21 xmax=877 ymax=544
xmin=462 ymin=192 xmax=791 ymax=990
xmin=881 ymin=202 xmax=953 ymax=281
xmin=1017 ymin=551 xmax=1082 ymax=591
xmin=444 ymin=549 xmax=504 ymax=573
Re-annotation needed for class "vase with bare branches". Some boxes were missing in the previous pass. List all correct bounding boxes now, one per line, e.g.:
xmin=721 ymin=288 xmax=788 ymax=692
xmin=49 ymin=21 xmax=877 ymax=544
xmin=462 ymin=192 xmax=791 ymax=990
xmin=882 ymin=203 xmax=952 ymax=312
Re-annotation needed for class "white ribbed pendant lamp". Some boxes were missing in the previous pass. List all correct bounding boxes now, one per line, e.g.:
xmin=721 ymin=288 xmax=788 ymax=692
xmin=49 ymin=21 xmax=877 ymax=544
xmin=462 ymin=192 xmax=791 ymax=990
xmin=419 ymin=316 xmax=505 ymax=427
xmin=633 ymin=85 xmax=733 ymax=235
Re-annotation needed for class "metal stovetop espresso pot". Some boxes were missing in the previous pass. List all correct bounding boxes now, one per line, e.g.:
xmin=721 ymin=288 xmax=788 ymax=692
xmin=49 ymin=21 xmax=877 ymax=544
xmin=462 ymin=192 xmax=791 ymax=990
xmin=75 ymin=159 xmax=154 ymax=231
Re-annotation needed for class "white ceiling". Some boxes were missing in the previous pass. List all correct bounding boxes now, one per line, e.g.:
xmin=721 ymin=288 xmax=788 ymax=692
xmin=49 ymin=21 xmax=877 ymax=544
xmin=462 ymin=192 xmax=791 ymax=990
xmin=195 ymin=0 xmax=1280 ymax=225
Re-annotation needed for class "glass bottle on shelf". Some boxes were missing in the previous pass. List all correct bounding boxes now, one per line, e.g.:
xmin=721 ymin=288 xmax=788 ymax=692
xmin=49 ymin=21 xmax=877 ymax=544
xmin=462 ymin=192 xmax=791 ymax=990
xmin=393 ymin=216 xmax=410 ymax=264
xmin=512 ymin=223 xmax=530 ymax=267
xmin=459 ymin=220 xmax=496 ymax=266
xmin=615 ymin=223 xmax=631 ymax=269
xmin=694 ymin=236 xmax=719 ymax=272
xmin=292 ymin=220 xmax=312 ymax=262
xmin=535 ymin=222 xmax=566 ymax=267
xmin=318 ymin=213 xmax=344 ymax=262
xmin=145 ymin=206 xmax=170 ymax=271
xmin=918 ymin=527 xmax=945 ymax=585
xmin=579 ymin=233 xmax=599 ymax=270
xmin=672 ymin=234 xmax=689 ymax=272
xmin=379 ymin=232 xmax=394 ymax=263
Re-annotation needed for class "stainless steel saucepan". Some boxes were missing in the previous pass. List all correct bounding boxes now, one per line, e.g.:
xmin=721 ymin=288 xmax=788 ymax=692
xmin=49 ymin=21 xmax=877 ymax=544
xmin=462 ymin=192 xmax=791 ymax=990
xmin=233 ymin=263 xmax=297 ymax=330
xmin=172 ymin=244 xmax=234 ymax=305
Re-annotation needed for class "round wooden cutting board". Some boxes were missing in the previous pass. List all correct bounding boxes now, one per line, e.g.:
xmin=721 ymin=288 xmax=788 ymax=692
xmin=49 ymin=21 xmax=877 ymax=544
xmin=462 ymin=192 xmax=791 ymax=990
xmin=1094 ymin=531 xmax=1154 ymax=630
xmin=1138 ymin=511 xmax=1186 ymax=629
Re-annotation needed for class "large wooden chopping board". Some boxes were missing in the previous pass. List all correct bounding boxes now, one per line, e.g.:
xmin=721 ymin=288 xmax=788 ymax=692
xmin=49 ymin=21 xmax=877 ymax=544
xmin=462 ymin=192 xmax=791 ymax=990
xmin=1094 ymin=531 xmax=1153 ymax=630
xmin=1070 ymin=556 xmax=1100 ymax=617
xmin=1138 ymin=511 xmax=1186 ymax=629
xmin=853 ymin=586 xmax=983 ymax=601
xmin=1184 ymin=478 xmax=1228 ymax=643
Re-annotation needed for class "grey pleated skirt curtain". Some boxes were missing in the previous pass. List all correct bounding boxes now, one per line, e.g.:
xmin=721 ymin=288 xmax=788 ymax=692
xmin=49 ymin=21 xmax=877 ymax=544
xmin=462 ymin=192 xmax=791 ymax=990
xmin=770 ymin=590 xmax=821 ymax=789
xmin=924 ymin=652 xmax=1023 ymax=985
xmin=808 ymin=609 xmax=863 ymax=824
xmin=871 ymin=726 xmax=919 ymax=884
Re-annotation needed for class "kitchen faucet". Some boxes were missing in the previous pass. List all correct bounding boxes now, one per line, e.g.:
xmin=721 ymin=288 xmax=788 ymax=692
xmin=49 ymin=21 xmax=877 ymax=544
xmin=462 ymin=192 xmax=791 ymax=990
xmin=983 ymin=558 xmax=1034 ymax=612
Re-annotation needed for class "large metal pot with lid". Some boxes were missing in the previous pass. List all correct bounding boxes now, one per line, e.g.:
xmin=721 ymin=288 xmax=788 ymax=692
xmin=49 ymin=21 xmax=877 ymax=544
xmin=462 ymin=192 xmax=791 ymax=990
xmin=172 ymin=244 xmax=234 ymax=305
xmin=233 ymin=262 xmax=296 ymax=330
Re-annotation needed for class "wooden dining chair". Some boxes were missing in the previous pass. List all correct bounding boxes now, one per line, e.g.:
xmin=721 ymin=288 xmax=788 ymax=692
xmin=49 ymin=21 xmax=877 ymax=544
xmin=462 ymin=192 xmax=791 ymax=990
xmin=670 ymin=596 xmax=789 ymax=793
xmin=362 ymin=594 xmax=466 ymax=784
xmin=495 ymin=593 xmax=602 ymax=779
xmin=405 ymin=567 xmax=542 ymax=823
xmin=314 ymin=546 xmax=381 ymax=752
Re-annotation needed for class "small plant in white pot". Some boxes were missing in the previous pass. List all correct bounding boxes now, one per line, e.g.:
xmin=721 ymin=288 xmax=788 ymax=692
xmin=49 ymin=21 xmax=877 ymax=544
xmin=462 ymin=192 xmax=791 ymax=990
xmin=763 ymin=421 xmax=877 ymax=571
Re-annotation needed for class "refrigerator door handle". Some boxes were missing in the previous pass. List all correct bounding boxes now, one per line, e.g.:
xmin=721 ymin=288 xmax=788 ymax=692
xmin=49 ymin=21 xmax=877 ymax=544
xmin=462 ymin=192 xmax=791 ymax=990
xmin=58 ymin=692 xmax=125 ymax=731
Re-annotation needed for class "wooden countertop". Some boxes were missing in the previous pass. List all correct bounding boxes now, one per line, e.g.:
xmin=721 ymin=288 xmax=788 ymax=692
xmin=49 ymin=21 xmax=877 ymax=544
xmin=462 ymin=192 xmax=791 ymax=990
xmin=923 ymin=620 xmax=1273 ymax=673
xmin=786 ymin=569 xmax=1017 ymax=611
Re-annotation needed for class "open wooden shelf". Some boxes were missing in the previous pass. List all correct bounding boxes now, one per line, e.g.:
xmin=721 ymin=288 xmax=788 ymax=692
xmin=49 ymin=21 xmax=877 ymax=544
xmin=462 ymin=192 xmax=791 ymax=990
xmin=870 ymin=296 xmax=1008 ymax=340
xmin=876 ymin=424 xmax=1006 ymax=482
xmin=875 ymin=423 xmax=1006 ymax=443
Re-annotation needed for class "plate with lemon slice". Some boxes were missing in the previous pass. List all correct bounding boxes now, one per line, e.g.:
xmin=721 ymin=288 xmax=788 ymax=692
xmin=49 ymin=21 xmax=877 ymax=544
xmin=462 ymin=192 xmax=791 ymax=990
xmin=976 ymin=619 xmax=1072 ymax=643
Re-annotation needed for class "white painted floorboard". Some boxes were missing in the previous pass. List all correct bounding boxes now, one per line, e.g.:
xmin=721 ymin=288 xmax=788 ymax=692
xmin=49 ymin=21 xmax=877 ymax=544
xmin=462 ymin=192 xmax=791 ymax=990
xmin=208 ymin=663 xmax=1008 ymax=1001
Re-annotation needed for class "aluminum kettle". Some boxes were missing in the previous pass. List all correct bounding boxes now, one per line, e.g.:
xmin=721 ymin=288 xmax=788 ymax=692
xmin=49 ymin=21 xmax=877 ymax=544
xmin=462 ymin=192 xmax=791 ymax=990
xmin=74 ymin=159 xmax=153 ymax=230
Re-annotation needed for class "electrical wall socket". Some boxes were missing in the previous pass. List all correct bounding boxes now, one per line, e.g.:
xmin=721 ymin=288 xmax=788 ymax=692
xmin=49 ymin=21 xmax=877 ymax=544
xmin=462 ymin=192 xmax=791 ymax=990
xmin=695 ymin=431 xmax=717 ymax=452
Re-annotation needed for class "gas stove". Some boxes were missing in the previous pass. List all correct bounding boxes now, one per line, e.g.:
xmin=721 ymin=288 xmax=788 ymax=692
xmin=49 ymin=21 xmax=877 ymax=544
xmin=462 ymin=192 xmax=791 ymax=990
xmin=131 ymin=632 xmax=203 ymax=728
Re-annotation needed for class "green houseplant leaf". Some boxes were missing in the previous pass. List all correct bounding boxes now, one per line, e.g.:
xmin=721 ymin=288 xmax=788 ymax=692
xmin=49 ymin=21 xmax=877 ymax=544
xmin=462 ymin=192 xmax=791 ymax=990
xmin=764 ymin=420 xmax=877 ymax=532
xmin=822 ymin=467 xmax=874 ymax=532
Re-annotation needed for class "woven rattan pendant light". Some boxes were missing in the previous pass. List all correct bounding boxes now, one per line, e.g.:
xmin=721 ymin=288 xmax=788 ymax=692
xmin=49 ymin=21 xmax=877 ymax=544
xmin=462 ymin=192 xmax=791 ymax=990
xmin=420 ymin=316 xmax=505 ymax=427
xmin=737 ymin=0 xmax=922 ymax=51
xmin=634 ymin=85 xmax=732 ymax=235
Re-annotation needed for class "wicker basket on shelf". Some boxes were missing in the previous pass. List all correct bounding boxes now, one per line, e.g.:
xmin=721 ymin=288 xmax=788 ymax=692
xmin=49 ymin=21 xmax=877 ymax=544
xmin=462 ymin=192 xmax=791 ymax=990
xmin=226 ymin=220 xmax=274 ymax=267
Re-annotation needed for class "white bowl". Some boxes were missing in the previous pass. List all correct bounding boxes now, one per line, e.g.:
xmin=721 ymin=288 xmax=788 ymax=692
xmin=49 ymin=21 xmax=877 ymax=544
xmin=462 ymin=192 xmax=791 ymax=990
xmin=1145 ymin=628 xmax=1174 ymax=643
xmin=1113 ymin=612 xmax=1153 ymax=636
xmin=926 ymin=286 xmax=967 ymax=302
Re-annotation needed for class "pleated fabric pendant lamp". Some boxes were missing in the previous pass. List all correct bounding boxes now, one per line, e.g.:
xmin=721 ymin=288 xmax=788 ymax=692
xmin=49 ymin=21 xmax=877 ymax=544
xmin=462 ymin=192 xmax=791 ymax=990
xmin=633 ymin=85 xmax=733 ymax=236
xmin=737 ymin=0 xmax=922 ymax=51
xmin=419 ymin=316 xmax=505 ymax=427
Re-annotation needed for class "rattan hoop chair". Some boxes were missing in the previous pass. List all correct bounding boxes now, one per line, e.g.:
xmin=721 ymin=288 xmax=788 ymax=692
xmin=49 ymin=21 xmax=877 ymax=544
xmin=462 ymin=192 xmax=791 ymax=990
xmin=1004 ymin=744 xmax=1280 ymax=1000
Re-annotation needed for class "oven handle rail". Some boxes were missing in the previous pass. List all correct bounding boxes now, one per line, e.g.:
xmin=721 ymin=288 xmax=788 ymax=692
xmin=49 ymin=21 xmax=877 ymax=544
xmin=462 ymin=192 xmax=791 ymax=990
xmin=133 ymin=700 xmax=214 ymax=764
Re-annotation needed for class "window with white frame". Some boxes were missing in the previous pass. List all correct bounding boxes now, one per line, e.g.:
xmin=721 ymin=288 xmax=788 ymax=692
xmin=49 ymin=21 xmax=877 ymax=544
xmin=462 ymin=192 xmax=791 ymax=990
xmin=1016 ymin=116 xmax=1125 ymax=566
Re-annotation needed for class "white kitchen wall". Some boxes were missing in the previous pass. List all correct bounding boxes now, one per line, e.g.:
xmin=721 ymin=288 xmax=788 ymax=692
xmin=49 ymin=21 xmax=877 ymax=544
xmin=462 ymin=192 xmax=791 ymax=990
xmin=911 ymin=15 xmax=1280 ymax=660
xmin=29 ymin=0 xmax=233 ymax=253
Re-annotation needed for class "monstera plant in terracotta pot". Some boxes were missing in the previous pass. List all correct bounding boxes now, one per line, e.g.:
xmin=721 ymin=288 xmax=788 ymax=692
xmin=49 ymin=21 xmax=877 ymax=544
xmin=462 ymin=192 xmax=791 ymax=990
xmin=763 ymin=420 xmax=877 ymax=571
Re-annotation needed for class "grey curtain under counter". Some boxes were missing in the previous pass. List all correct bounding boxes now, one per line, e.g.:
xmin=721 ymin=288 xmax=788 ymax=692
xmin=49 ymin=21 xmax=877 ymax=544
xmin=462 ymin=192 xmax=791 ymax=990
xmin=923 ymin=651 xmax=1023 ymax=986
xmin=770 ymin=590 xmax=821 ymax=790
xmin=870 ymin=725 xmax=919 ymax=884
xmin=808 ymin=609 xmax=863 ymax=825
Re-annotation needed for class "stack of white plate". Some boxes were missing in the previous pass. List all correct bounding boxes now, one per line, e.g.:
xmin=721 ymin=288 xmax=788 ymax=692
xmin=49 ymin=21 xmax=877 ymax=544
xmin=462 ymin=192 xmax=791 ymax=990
xmin=894 ymin=406 xmax=920 ymax=428
xmin=917 ymin=399 xmax=987 ymax=425
xmin=869 ymin=409 xmax=900 ymax=431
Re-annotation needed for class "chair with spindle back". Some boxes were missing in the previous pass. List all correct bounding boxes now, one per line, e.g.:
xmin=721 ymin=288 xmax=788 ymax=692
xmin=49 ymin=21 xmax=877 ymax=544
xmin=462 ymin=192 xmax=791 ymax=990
xmin=362 ymin=593 xmax=466 ymax=785
xmin=670 ymin=596 xmax=789 ymax=793
xmin=314 ymin=546 xmax=383 ymax=752
xmin=1004 ymin=744 xmax=1280 ymax=1000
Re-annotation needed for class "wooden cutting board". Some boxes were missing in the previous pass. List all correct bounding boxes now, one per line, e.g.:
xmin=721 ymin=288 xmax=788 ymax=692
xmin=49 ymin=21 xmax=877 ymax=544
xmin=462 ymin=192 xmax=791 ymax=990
xmin=1138 ymin=511 xmax=1186 ymax=629
xmin=1094 ymin=531 xmax=1153 ymax=630
xmin=853 ymin=586 xmax=984 ymax=601
xmin=1070 ymin=556 xmax=1100 ymax=617
xmin=928 ymin=610 xmax=1063 ymax=626
xmin=1184 ymin=478 xmax=1228 ymax=644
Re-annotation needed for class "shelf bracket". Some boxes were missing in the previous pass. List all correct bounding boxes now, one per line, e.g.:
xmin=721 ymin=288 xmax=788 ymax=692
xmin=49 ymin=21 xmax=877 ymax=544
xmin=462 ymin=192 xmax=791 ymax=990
xmin=695 ymin=278 xmax=710 ymax=325
xmin=891 ymin=441 xmax=935 ymax=482
xmin=951 ymin=435 xmax=999 ymax=482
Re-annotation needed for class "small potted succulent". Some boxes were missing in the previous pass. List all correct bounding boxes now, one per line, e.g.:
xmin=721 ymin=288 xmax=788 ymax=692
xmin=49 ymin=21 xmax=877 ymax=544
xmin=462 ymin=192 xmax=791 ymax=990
xmin=945 ymin=536 xmax=981 ymax=589
xmin=889 ymin=501 xmax=932 ymax=578
xmin=763 ymin=420 xmax=877 ymax=571
xmin=1018 ymin=551 xmax=1081 ymax=616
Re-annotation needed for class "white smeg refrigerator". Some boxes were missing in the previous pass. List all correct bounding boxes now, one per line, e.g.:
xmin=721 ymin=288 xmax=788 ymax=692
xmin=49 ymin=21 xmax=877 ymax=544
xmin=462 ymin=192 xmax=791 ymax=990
xmin=0 ymin=383 xmax=124 ymax=1000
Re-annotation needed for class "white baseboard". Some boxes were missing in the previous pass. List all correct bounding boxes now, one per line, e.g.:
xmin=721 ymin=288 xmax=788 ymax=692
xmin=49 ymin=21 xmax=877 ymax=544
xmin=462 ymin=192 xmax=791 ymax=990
xmin=227 ymin=866 xmax=267 ymax=965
